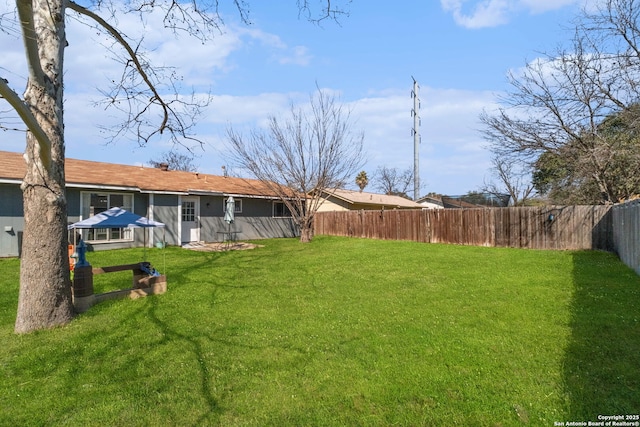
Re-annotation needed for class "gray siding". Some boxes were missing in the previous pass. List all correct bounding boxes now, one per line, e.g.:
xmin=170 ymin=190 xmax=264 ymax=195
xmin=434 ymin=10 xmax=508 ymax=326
xmin=132 ymin=194 xmax=150 ymax=247
xmin=199 ymin=196 xmax=298 ymax=241
xmin=199 ymin=195 xmax=224 ymax=242
xmin=66 ymin=189 xmax=81 ymax=219
xmin=0 ymin=184 xmax=24 ymax=257
xmin=153 ymin=194 xmax=179 ymax=246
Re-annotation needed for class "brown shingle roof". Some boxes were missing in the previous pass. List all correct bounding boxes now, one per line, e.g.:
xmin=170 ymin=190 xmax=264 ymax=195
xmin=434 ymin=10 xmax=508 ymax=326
xmin=0 ymin=151 xmax=277 ymax=197
xmin=325 ymin=188 xmax=423 ymax=209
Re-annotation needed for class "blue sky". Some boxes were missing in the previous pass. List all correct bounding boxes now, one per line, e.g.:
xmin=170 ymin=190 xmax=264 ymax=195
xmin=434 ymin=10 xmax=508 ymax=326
xmin=1 ymin=0 xmax=593 ymax=196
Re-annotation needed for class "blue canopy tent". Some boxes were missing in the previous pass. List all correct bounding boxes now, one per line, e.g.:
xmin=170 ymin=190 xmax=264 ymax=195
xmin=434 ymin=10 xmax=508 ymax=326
xmin=68 ymin=207 xmax=165 ymax=262
xmin=68 ymin=207 xmax=165 ymax=230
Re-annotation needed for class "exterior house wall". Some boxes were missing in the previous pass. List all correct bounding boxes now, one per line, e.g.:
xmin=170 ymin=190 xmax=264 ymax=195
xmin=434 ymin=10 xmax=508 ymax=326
xmin=152 ymin=194 xmax=179 ymax=247
xmin=0 ymin=185 xmax=298 ymax=257
xmin=349 ymin=203 xmax=408 ymax=210
xmin=66 ymin=188 xmax=83 ymax=252
xmin=132 ymin=193 xmax=150 ymax=247
xmin=238 ymin=216 xmax=298 ymax=240
xmin=66 ymin=189 xmax=81 ymax=219
xmin=419 ymin=201 xmax=444 ymax=209
xmin=234 ymin=197 xmax=299 ymax=240
xmin=199 ymin=195 xmax=225 ymax=242
xmin=317 ymin=197 xmax=350 ymax=212
xmin=199 ymin=196 xmax=299 ymax=241
xmin=0 ymin=183 xmax=24 ymax=257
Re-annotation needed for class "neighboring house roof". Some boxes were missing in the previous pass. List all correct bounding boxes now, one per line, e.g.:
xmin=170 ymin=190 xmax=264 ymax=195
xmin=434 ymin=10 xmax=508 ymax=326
xmin=416 ymin=195 xmax=444 ymax=209
xmin=320 ymin=188 xmax=423 ymax=209
xmin=417 ymin=194 xmax=495 ymax=209
xmin=0 ymin=151 xmax=278 ymax=198
xmin=441 ymin=196 xmax=486 ymax=209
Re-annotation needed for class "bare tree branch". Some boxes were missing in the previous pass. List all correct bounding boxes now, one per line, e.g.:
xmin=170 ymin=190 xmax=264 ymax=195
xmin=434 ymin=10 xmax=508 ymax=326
xmin=0 ymin=78 xmax=51 ymax=168
xmin=67 ymin=2 xmax=168 ymax=129
xmin=482 ymin=155 xmax=534 ymax=206
xmin=297 ymin=0 xmax=351 ymax=24
xmin=372 ymin=166 xmax=414 ymax=198
xmin=17 ymin=0 xmax=46 ymax=85
xmin=66 ymin=1 xmax=212 ymax=148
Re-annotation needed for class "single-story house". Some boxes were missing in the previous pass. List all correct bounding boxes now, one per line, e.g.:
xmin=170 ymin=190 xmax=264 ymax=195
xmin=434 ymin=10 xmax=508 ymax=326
xmin=316 ymin=188 xmax=423 ymax=212
xmin=0 ymin=150 xmax=298 ymax=257
xmin=416 ymin=195 xmax=445 ymax=209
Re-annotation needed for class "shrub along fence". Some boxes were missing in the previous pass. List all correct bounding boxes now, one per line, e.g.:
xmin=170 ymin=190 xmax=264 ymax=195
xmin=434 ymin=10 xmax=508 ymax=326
xmin=314 ymin=205 xmax=614 ymax=251
xmin=315 ymin=201 xmax=640 ymax=274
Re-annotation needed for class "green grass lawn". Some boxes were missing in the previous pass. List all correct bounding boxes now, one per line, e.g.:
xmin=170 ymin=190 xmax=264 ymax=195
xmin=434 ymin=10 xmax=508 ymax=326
xmin=0 ymin=236 xmax=638 ymax=426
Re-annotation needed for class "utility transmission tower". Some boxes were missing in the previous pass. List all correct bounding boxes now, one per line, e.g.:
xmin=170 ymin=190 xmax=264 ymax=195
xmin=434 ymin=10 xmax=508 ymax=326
xmin=411 ymin=76 xmax=421 ymax=201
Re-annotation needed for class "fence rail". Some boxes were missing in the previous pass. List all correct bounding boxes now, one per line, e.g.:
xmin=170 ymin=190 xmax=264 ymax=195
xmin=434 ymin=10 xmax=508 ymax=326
xmin=314 ymin=205 xmax=614 ymax=251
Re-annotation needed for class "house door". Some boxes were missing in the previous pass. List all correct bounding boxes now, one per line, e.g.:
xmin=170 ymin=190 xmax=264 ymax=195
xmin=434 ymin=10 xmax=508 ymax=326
xmin=181 ymin=197 xmax=200 ymax=243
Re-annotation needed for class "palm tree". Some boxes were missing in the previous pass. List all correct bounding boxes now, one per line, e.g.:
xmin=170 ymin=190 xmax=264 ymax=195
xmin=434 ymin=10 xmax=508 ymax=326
xmin=355 ymin=170 xmax=369 ymax=192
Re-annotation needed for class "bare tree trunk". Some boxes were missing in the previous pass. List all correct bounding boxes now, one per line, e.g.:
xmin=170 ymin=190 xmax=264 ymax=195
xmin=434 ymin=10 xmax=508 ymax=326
xmin=16 ymin=144 xmax=74 ymax=333
xmin=300 ymin=224 xmax=313 ymax=243
xmin=14 ymin=0 xmax=74 ymax=333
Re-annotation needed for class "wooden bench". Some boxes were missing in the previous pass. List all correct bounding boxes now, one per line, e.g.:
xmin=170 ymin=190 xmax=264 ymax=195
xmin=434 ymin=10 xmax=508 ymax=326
xmin=93 ymin=262 xmax=167 ymax=301
xmin=73 ymin=262 xmax=167 ymax=313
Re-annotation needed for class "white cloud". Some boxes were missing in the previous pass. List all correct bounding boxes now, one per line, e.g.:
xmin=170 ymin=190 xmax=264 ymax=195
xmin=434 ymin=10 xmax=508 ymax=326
xmin=440 ymin=0 xmax=585 ymax=28
xmin=441 ymin=0 xmax=512 ymax=29
xmin=204 ymin=92 xmax=299 ymax=125
xmin=277 ymin=45 xmax=312 ymax=66
xmin=520 ymin=0 xmax=580 ymax=14
xmin=239 ymin=27 xmax=313 ymax=66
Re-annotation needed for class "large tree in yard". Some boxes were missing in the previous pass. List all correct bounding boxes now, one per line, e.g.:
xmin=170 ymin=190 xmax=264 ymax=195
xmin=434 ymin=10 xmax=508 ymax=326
xmin=0 ymin=0 xmax=349 ymax=333
xmin=226 ymin=89 xmax=365 ymax=243
xmin=480 ymin=0 xmax=640 ymax=204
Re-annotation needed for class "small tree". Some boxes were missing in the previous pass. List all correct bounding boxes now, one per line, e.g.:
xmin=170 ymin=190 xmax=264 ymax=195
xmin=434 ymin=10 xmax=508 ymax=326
xmin=482 ymin=154 xmax=535 ymax=206
xmin=149 ymin=151 xmax=198 ymax=172
xmin=355 ymin=171 xmax=369 ymax=192
xmin=372 ymin=166 xmax=413 ymax=198
xmin=226 ymin=88 xmax=365 ymax=243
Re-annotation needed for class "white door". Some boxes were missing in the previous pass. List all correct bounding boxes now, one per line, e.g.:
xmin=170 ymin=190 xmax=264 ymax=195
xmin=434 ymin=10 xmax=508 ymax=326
xmin=181 ymin=197 xmax=200 ymax=243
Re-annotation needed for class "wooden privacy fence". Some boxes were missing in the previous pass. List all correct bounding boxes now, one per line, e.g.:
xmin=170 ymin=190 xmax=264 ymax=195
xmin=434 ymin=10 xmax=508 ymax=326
xmin=313 ymin=205 xmax=614 ymax=251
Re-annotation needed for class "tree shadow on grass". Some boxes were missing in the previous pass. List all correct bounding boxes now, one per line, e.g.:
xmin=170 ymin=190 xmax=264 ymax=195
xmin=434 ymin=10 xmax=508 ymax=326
xmin=565 ymin=251 xmax=640 ymax=419
xmin=131 ymin=251 xmax=305 ymax=425
xmin=142 ymin=295 xmax=222 ymax=425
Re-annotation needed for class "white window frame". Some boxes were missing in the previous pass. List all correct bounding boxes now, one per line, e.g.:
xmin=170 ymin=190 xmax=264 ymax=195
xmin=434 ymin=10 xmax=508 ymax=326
xmin=182 ymin=200 xmax=196 ymax=222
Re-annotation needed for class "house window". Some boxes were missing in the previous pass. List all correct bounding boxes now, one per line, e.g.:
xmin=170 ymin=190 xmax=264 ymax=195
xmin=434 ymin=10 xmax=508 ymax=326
xmin=81 ymin=192 xmax=134 ymax=242
xmin=223 ymin=198 xmax=242 ymax=213
xmin=182 ymin=200 xmax=196 ymax=222
xmin=273 ymin=201 xmax=292 ymax=218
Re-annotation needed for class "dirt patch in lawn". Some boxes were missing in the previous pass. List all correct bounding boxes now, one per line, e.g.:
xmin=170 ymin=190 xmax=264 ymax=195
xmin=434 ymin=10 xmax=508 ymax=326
xmin=182 ymin=242 xmax=263 ymax=252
